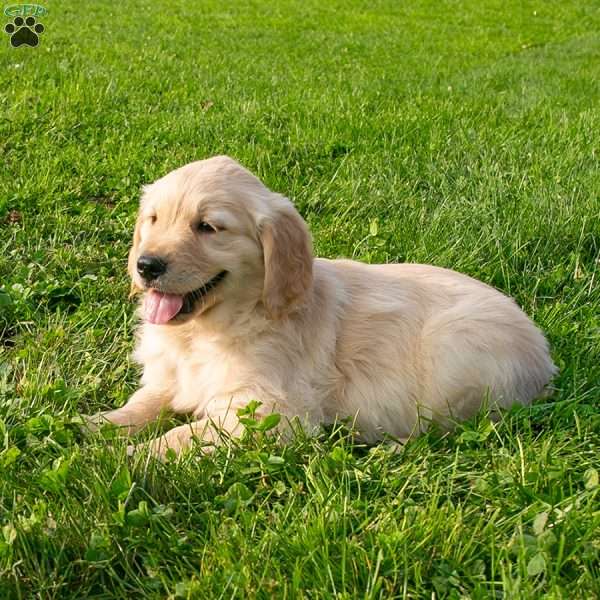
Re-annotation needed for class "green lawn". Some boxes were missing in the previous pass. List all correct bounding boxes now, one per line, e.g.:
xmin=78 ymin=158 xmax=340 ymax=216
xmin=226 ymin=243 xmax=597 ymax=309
xmin=1 ymin=0 xmax=599 ymax=597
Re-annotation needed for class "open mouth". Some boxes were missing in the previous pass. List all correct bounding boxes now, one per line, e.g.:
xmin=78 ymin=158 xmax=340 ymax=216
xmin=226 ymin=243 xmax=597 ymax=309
xmin=144 ymin=271 xmax=227 ymax=325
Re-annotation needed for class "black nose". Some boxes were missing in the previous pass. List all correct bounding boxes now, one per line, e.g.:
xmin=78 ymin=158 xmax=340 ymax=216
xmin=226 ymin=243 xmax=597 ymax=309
xmin=137 ymin=255 xmax=167 ymax=281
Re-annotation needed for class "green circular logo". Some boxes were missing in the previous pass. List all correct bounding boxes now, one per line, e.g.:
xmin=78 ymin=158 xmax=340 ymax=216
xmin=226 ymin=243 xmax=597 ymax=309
xmin=4 ymin=4 xmax=48 ymax=18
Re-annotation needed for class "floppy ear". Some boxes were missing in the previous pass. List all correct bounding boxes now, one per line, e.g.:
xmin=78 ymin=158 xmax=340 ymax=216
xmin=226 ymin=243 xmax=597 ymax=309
xmin=127 ymin=213 xmax=143 ymax=298
xmin=260 ymin=201 xmax=313 ymax=319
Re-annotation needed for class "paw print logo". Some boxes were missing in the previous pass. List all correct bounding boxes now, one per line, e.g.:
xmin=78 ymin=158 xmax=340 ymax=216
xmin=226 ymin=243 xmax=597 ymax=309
xmin=4 ymin=16 xmax=44 ymax=47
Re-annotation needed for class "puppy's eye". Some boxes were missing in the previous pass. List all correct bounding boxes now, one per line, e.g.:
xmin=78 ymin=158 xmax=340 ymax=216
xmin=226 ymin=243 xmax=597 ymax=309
xmin=149 ymin=215 xmax=157 ymax=225
xmin=197 ymin=221 xmax=217 ymax=233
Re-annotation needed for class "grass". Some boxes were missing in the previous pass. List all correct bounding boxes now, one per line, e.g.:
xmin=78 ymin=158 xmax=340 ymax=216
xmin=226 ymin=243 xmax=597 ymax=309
xmin=1 ymin=0 xmax=599 ymax=597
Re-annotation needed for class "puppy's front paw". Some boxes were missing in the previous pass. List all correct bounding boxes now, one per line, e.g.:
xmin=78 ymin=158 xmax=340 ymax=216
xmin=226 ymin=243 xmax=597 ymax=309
xmin=129 ymin=431 xmax=215 ymax=462
xmin=127 ymin=437 xmax=176 ymax=462
xmin=81 ymin=412 xmax=111 ymax=434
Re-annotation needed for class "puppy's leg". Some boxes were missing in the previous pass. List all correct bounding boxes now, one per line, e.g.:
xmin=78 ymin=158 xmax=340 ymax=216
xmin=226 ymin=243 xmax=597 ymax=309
xmin=85 ymin=387 xmax=170 ymax=434
xmin=133 ymin=390 xmax=289 ymax=460
xmin=134 ymin=408 xmax=245 ymax=460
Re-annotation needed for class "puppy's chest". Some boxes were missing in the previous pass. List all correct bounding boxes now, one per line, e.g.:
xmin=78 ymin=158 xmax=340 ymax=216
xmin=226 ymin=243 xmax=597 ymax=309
xmin=169 ymin=341 xmax=237 ymax=415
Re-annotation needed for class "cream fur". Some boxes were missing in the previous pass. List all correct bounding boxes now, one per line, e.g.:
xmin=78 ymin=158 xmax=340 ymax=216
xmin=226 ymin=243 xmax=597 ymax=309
xmin=90 ymin=156 xmax=557 ymax=458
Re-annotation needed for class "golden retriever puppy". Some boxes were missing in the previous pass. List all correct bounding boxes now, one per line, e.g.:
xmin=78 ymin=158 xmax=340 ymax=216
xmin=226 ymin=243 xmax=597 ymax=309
xmin=91 ymin=156 xmax=556 ymax=457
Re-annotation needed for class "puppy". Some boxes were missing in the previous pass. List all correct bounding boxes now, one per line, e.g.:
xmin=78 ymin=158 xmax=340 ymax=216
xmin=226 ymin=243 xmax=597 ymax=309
xmin=91 ymin=156 xmax=556 ymax=457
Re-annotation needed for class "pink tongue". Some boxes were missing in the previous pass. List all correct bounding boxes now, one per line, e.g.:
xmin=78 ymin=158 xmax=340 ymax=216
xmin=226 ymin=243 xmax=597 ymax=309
xmin=144 ymin=290 xmax=184 ymax=324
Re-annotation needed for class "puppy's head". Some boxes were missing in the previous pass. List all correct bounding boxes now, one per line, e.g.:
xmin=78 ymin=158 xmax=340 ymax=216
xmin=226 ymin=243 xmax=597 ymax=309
xmin=129 ymin=156 xmax=313 ymax=325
